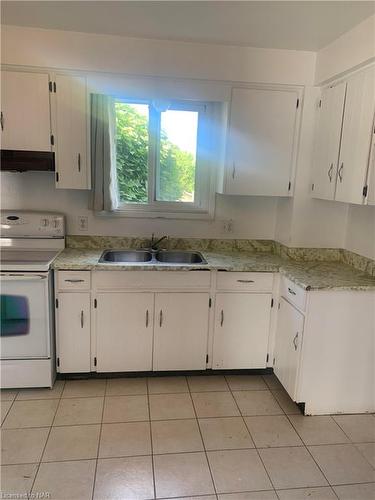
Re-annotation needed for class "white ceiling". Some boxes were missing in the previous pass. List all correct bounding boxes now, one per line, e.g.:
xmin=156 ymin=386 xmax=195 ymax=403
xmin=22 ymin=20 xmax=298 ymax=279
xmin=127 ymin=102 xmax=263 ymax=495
xmin=2 ymin=1 xmax=375 ymax=51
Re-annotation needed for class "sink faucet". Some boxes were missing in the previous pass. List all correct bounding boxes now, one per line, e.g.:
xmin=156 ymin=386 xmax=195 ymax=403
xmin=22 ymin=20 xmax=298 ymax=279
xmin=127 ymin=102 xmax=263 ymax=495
xmin=149 ymin=233 xmax=168 ymax=251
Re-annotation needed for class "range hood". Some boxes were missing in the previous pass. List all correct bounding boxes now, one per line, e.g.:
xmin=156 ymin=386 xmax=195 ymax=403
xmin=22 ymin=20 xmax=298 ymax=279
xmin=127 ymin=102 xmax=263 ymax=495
xmin=1 ymin=150 xmax=55 ymax=172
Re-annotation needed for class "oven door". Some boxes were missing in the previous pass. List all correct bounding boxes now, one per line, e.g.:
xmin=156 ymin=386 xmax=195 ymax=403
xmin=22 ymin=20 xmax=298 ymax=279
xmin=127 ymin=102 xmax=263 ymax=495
xmin=0 ymin=272 xmax=51 ymax=359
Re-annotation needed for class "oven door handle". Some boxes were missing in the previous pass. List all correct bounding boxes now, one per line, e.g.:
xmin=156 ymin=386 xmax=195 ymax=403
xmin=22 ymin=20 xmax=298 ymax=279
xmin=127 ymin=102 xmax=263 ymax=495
xmin=0 ymin=274 xmax=48 ymax=281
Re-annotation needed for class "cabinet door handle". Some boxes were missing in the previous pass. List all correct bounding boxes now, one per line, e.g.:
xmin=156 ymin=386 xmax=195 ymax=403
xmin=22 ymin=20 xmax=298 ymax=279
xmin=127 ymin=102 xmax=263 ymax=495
xmin=237 ymin=279 xmax=255 ymax=283
xmin=64 ymin=279 xmax=85 ymax=283
xmin=288 ymin=287 xmax=296 ymax=296
xmin=328 ymin=163 xmax=333 ymax=182
xmin=0 ymin=111 xmax=3 ymax=131
xmin=159 ymin=310 xmax=163 ymax=327
xmin=232 ymin=162 xmax=236 ymax=179
xmin=145 ymin=309 xmax=149 ymax=327
xmin=338 ymin=162 xmax=344 ymax=182
xmin=293 ymin=332 xmax=299 ymax=351
xmin=78 ymin=153 xmax=81 ymax=172
xmin=220 ymin=310 xmax=224 ymax=326
xmin=80 ymin=310 xmax=84 ymax=328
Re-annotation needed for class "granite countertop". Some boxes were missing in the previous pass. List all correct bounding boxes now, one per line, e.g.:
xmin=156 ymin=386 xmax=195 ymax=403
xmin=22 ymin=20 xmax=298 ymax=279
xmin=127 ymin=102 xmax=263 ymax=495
xmin=52 ymin=248 xmax=375 ymax=291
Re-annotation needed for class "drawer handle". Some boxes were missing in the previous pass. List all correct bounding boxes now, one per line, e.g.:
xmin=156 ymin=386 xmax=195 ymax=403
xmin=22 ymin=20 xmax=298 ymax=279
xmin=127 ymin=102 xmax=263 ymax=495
xmin=78 ymin=153 xmax=81 ymax=172
xmin=232 ymin=162 xmax=236 ymax=179
xmin=159 ymin=310 xmax=163 ymax=327
xmin=288 ymin=287 xmax=296 ymax=296
xmin=80 ymin=310 xmax=84 ymax=328
xmin=0 ymin=111 xmax=4 ymax=131
xmin=293 ymin=332 xmax=299 ymax=351
xmin=64 ymin=279 xmax=85 ymax=283
xmin=145 ymin=309 xmax=149 ymax=327
xmin=328 ymin=163 xmax=333 ymax=182
xmin=220 ymin=310 xmax=224 ymax=326
xmin=237 ymin=279 xmax=255 ymax=283
xmin=338 ymin=162 xmax=344 ymax=182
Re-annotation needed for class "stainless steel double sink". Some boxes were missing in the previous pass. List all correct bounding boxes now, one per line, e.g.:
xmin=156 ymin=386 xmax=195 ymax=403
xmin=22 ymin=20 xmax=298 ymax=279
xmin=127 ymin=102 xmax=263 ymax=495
xmin=99 ymin=249 xmax=207 ymax=265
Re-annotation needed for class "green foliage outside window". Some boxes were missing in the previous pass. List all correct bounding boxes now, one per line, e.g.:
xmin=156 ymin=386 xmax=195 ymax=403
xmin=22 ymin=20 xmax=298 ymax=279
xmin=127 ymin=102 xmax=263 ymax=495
xmin=115 ymin=102 xmax=196 ymax=204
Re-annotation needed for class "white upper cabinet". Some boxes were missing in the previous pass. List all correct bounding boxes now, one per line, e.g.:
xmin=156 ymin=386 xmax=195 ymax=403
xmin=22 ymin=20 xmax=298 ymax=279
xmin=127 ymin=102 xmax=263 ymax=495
xmin=367 ymin=132 xmax=375 ymax=205
xmin=54 ymin=74 xmax=90 ymax=189
xmin=312 ymin=82 xmax=346 ymax=200
xmin=223 ymin=87 xmax=300 ymax=196
xmin=335 ymin=66 xmax=375 ymax=204
xmin=1 ymin=70 xmax=51 ymax=151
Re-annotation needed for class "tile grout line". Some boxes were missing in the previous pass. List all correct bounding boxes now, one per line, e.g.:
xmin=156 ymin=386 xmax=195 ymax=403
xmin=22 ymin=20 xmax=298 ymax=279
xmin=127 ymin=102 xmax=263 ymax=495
xmin=147 ymin=377 xmax=157 ymax=500
xmin=29 ymin=379 xmax=66 ymax=495
xmin=91 ymin=378 xmax=107 ymax=500
xmin=228 ymin=374 xmax=278 ymax=497
xmin=188 ymin=377 xmax=218 ymax=499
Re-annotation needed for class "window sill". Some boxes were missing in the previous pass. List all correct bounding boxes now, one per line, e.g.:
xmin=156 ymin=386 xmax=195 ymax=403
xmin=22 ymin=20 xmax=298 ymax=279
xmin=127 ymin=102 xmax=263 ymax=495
xmin=96 ymin=209 xmax=214 ymax=221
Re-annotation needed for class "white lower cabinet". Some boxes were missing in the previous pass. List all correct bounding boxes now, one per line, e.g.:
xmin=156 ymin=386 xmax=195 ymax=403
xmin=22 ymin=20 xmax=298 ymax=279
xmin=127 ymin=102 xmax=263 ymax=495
xmin=273 ymin=297 xmax=304 ymax=400
xmin=212 ymin=293 xmax=272 ymax=369
xmin=95 ymin=293 xmax=154 ymax=372
xmin=153 ymin=293 xmax=210 ymax=371
xmin=56 ymin=292 xmax=91 ymax=373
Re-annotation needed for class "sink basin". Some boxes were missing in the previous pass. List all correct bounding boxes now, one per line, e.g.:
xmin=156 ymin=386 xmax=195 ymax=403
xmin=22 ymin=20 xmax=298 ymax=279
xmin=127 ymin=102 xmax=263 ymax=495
xmin=156 ymin=250 xmax=207 ymax=264
xmin=99 ymin=250 xmax=152 ymax=263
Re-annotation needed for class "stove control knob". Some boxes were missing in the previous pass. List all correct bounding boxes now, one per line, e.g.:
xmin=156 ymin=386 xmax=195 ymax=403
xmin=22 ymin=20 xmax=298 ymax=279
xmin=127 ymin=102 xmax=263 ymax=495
xmin=52 ymin=219 xmax=60 ymax=228
xmin=41 ymin=218 xmax=49 ymax=227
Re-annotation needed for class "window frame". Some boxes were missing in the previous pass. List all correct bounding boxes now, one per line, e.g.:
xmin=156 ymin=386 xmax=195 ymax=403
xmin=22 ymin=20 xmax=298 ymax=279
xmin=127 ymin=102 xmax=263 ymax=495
xmin=113 ymin=98 xmax=215 ymax=219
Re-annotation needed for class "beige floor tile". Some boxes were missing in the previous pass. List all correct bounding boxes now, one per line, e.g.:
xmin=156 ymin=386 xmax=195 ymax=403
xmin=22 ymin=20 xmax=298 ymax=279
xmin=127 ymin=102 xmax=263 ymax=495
xmin=277 ymin=487 xmax=337 ymax=499
xmin=152 ymin=419 xmax=203 ymax=454
xmin=99 ymin=421 xmax=151 ymax=458
xmin=218 ymin=493 xmax=277 ymax=500
xmin=103 ymin=395 xmax=149 ymax=423
xmin=16 ymin=380 xmax=65 ymax=400
xmin=1 ymin=427 xmax=49 ymax=464
xmin=2 ymin=399 xmax=59 ymax=428
xmin=1 ymin=401 xmax=12 ymax=424
xmin=289 ymin=415 xmax=350 ymax=445
xmin=148 ymin=376 xmax=188 ymax=394
xmin=33 ymin=460 xmax=96 ymax=500
xmin=42 ymin=424 xmax=100 ymax=461
xmin=262 ymin=374 xmax=283 ymax=390
xmin=226 ymin=375 xmax=268 ymax=391
xmin=188 ymin=375 xmax=229 ymax=392
xmin=259 ymin=447 xmax=328 ymax=489
xmin=154 ymin=451 xmax=214 ymax=498
xmin=62 ymin=378 xmax=106 ymax=398
xmin=192 ymin=392 xmax=240 ymax=418
xmin=54 ymin=397 xmax=103 ymax=426
xmin=106 ymin=377 xmax=147 ymax=396
xmin=0 ymin=464 xmax=38 ymax=495
xmin=333 ymin=414 xmax=375 ymax=443
xmin=178 ymin=497 xmax=217 ymax=500
xmin=356 ymin=442 xmax=375 ymax=467
xmin=208 ymin=449 xmax=272 ymax=493
xmin=0 ymin=390 xmax=18 ymax=402
xmin=333 ymin=483 xmax=375 ymax=500
xmin=245 ymin=415 xmax=302 ymax=448
xmin=308 ymin=443 xmax=375 ymax=485
xmin=199 ymin=416 xmax=254 ymax=450
xmin=271 ymin=389 xmax=301 ymax=415
xmin=233 ymin=390 xmax=282 ymax=416
xmin=149 ymin=393 xmax=195 ymax=420
xmin=94 ymin=456 xmax=154 ymax=500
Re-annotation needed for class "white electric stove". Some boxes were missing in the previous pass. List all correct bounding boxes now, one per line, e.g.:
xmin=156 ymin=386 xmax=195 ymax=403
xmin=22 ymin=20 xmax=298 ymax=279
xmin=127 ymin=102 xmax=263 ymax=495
xmin=0 ymin=211 xmax=65 ymax=388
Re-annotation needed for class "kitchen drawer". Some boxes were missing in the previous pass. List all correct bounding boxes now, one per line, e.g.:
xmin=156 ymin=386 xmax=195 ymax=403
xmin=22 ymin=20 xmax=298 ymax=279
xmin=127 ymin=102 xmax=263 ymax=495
xmin=280 ymin=276 xmax=307 ymax=311
xmin=57 ymin=271 xmax=91 ymax=291
xmin=216 ymin=272 xmax=274 ymax=292
xmin=93 ymin=270 xmax=211 ymax=290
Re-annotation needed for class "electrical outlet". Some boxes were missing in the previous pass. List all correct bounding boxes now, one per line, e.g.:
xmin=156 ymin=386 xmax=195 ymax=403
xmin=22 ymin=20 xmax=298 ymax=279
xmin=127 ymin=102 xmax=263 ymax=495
xmin=223 ymin=219 xmax=234 ymax=233
xmin=77 ymin=216 xmax=88 ymax=231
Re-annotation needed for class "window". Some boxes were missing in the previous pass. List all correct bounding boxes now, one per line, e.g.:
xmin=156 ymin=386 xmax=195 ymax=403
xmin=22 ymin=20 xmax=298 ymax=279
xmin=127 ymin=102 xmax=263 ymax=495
xmin=114 ymin=99 xmax=213 ymax=217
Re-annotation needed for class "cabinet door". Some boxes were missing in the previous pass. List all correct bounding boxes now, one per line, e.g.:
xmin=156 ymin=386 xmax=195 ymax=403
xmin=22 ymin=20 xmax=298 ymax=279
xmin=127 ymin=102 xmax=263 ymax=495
xmin=274 ymin=298 xmax=304 ymax=400
xmin=225 ymin=87 xmax=299 ymax=196
xmin=96 ymin=293 xmax=153 ymax=372
xmin=54 ymin=74 xmax=90 ymax=189
xmin=212 ymin=293 xmax=271 ymax=369
xmin=153 ymin=293 xmax=209 ymax=371
xmin=312 ymin=82 xmax=346 ymax=201
xmin=367 ymin=133 xmax=375 ymax=205
xmin=57 ymin=293 xmax=91 ymax=373
xmin=335 ymin=66 xmax=375 ymax=204
xmin=1 ymin=71 xmax=51 ymax=151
